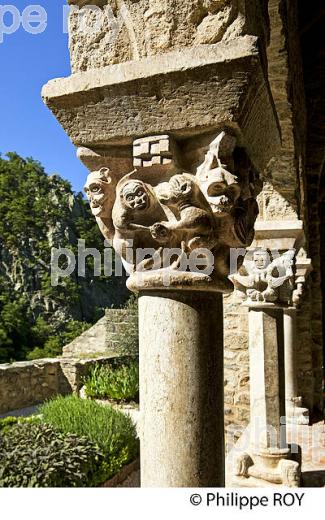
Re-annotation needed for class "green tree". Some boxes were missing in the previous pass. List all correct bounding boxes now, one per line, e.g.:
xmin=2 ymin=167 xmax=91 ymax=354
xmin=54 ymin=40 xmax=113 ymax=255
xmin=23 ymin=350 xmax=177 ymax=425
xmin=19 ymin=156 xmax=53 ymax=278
xmin=0 ymin=152 xmax=127 ymax=362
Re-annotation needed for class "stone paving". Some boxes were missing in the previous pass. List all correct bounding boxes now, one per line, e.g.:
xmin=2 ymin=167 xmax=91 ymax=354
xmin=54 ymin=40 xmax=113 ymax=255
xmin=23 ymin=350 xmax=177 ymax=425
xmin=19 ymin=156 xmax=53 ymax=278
xmin=287 ymin=422 xmax=325 ymax=487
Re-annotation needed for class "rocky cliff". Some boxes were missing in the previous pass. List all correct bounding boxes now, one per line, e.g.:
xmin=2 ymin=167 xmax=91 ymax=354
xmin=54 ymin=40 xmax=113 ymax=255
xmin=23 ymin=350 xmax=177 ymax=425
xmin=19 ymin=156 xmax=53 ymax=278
xmin=0 ymin=152 xmax=128 ymax=362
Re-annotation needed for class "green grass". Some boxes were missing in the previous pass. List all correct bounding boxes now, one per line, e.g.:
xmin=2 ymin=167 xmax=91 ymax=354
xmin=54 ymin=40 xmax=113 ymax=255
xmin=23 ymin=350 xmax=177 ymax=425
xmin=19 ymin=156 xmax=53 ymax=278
xmin=39 ymin=395 xmax=139 ymax=483
xmin=84 ymin=360 xmax=139 ymax=402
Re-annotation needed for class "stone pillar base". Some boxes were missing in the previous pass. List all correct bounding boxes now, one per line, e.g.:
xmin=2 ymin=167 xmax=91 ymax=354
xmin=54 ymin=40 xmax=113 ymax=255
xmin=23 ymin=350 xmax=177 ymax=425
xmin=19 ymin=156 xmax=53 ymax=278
xmin=233 ymin=447 xmax=301 ymax=487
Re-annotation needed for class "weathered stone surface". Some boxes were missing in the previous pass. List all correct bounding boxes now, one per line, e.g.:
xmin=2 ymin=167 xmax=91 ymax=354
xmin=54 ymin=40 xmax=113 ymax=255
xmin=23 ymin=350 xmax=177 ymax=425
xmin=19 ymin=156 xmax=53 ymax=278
xmin=257 ymin=183 xmax=298 ymax=222
xmin=230 ymin=248 xmax=296 ymax=305
xmin=67 ymin=0 xmax=269 ymax=73
xmin=222 ymin=0 xmax=322 ymax=435
xmin=0 ymin=355 xmax=130 ymax=414
xmin=0 ymin=359 xmax=64 ymax=414
xmin=284 ymin=308 xmax=310 ymax=424
xmin=81 ymin=131 xmax=262 ymax=294
xmin=63 ymin=316 xmax=107 ymax=357
xmin=232 ymin=308 xmax=301 ymax=487
xmin=42 ymin=36 xmax=280 ymax=174
xmin=139 ymin=291 xmax=224 ymax=487
xmin=62 ymin=308 xmax=138 ymax=357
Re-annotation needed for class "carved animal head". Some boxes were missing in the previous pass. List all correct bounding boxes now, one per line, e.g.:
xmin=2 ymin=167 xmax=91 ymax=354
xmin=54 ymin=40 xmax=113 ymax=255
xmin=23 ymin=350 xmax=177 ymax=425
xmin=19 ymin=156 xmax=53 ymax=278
xmin=197 ymin=163 xmax=241 ymax=216
xmin=280 ymin=459 xmax=301 ymax=487
xmin=84 ymin=168 xmax=113 ymax=218
xmin=270 ymin=249 xmax=295 ymax=277
xmin=157 ymin=174 xmax=204 ymax=208
xmin=112 ymin=171 xmax=166 ymax=231
xmin=121 ymin=181 xmax=150 ymax=212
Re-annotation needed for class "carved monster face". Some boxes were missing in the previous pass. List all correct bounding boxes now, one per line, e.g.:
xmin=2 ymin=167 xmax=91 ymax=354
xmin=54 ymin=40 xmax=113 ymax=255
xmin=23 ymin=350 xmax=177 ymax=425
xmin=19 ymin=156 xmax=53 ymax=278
xmin=157 ymin=174 xmax=193 ymax=206
xmin=121 ymin=181 xmax=150 ymax=211
xmin=197 ymin=163 xmax=241 ymax=216
xmin=84 ymin=168 xmax=112 ymax=217
xmin=253 ymin=250 xmax=270 ymax=270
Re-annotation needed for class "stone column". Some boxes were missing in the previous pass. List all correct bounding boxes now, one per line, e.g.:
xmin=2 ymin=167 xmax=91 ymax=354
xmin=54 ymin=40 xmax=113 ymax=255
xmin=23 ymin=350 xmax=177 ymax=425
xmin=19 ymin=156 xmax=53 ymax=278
xmin=118 ymin=131 xmax=265 ymax=487
xmin=283 ymin=307 xmax=309 ymax=425
xmin=231 ymin=249 xmax=301 ymax=486
xmin=250 ymin=223 xmax=313 ymax=425
xmin=42 ymin=0 xmax=281 ymax=487
xmin=139 ymin=290 xmax=224 ymax=487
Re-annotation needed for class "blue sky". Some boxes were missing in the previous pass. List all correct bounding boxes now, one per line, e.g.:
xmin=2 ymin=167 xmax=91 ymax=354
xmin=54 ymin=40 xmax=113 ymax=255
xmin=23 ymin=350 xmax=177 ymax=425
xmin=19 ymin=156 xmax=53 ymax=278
xmin=0 ymin=0 xmax=88 ymax=193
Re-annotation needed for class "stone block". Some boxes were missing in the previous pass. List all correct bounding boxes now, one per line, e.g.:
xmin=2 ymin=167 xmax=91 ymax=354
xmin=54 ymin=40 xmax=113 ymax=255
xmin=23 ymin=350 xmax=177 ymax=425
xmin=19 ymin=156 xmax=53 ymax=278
xmin=42 ymin=36 xmax=280 ymax=175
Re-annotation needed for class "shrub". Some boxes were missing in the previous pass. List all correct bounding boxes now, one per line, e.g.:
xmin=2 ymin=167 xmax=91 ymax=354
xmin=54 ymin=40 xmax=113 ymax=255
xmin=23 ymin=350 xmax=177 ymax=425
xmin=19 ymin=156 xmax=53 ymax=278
xmin=40 ymin=395 xmax=139 ymax=483
xmin=0 ymin=416 xmax=18 ymax=431
xmin=84 ymin=360 xmax=139 ymax=402
xmin=0 ymin=422 xmax=103 ymax=487
xmin=26 ymin=319 xmax=92 ymax=361
xmin=0 ymin=415 xmax=40 ymax=434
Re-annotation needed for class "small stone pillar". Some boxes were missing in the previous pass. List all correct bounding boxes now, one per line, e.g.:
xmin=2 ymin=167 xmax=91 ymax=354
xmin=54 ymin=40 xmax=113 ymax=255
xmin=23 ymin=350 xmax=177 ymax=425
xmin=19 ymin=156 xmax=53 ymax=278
xmin=283 ymin=307 xmax=309 ymax=425
xmin=231 ymin=249 xmax=301 ymax=486
xmin=249 ymin=222 xmax=313 ymax=426
xmin=138 ymin=289 xmax=224 ymax=487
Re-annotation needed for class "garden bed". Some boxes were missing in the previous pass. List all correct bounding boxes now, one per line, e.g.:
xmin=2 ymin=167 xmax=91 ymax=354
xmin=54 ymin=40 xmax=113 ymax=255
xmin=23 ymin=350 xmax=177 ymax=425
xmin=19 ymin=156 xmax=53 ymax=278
xmin=80 ymin=359 xmax=141 ymax=435
xmin=0 ymin=395 xmax=139 ymax=487
xmin=101 ymin=458 xmax=140 ymax=488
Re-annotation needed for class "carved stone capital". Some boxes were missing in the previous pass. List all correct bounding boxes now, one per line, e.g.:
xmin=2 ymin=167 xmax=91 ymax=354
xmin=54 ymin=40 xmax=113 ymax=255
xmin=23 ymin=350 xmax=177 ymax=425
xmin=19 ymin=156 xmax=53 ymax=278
xmin=84 ymin=132 xmax=262 ymax=292
xmin=230 ymin=248 xmax=296 ymax=306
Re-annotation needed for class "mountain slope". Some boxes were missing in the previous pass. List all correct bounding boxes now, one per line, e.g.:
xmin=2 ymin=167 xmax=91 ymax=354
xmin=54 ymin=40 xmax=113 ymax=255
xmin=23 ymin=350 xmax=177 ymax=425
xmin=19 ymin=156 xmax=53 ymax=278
xmin=0 ymin=152 xmax=128 ymax=362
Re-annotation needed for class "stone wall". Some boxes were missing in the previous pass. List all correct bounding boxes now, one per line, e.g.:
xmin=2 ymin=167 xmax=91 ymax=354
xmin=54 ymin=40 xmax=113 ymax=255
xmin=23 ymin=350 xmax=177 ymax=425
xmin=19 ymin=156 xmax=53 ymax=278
xmin=63 ymin=308 xmax=138 ymax=357
xmin=223 ymin=0 xmax=323 ymax=433
xmin=223 ymin=294 xmax=249 ymax=432
xmin=0 ymin=307 xmax=138 ymax=415
xmin=0 ymin=356 xmax=126 ymax=415
xmin=0 ymin=309 xmax=138 ymax=413
xmin=299 ymin=1 xmax=325 ymax=414
xmin=0 ymin=359 xmax=64 ymax=415
xmin=105 ymin=308 xmax=138 ymax=355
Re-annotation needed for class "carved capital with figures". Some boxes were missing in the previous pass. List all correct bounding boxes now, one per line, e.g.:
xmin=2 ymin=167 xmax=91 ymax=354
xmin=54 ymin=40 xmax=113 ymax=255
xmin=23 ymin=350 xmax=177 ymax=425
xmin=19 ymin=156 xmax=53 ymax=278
xmin=230 ymin=248 xmax=298 ymax=306
xmin=84 ymin=132 xmax=262 ymax=292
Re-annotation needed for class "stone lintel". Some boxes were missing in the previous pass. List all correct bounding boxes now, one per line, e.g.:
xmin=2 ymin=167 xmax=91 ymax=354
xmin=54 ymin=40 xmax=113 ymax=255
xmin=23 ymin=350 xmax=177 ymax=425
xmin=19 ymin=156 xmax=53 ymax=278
xmin=251 ymin=220 xmax=305 ymax=251
xmin=42 ymin=36 xmax=280 ymax=174
xmin=295 ymin=256 xmax=313 ymax=283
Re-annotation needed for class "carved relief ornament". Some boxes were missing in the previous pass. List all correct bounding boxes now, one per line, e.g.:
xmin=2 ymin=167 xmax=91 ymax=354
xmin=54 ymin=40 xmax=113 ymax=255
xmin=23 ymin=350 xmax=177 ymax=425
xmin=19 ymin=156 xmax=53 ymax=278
xmin=84 ymin=132 xmax=262 ymax=291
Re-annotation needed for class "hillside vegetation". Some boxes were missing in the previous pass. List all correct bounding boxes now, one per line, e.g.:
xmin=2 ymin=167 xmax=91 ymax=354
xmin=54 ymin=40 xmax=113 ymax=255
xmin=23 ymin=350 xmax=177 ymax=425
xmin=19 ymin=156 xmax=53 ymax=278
xmin=0 ymin=153 xmax=127 ymax=363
